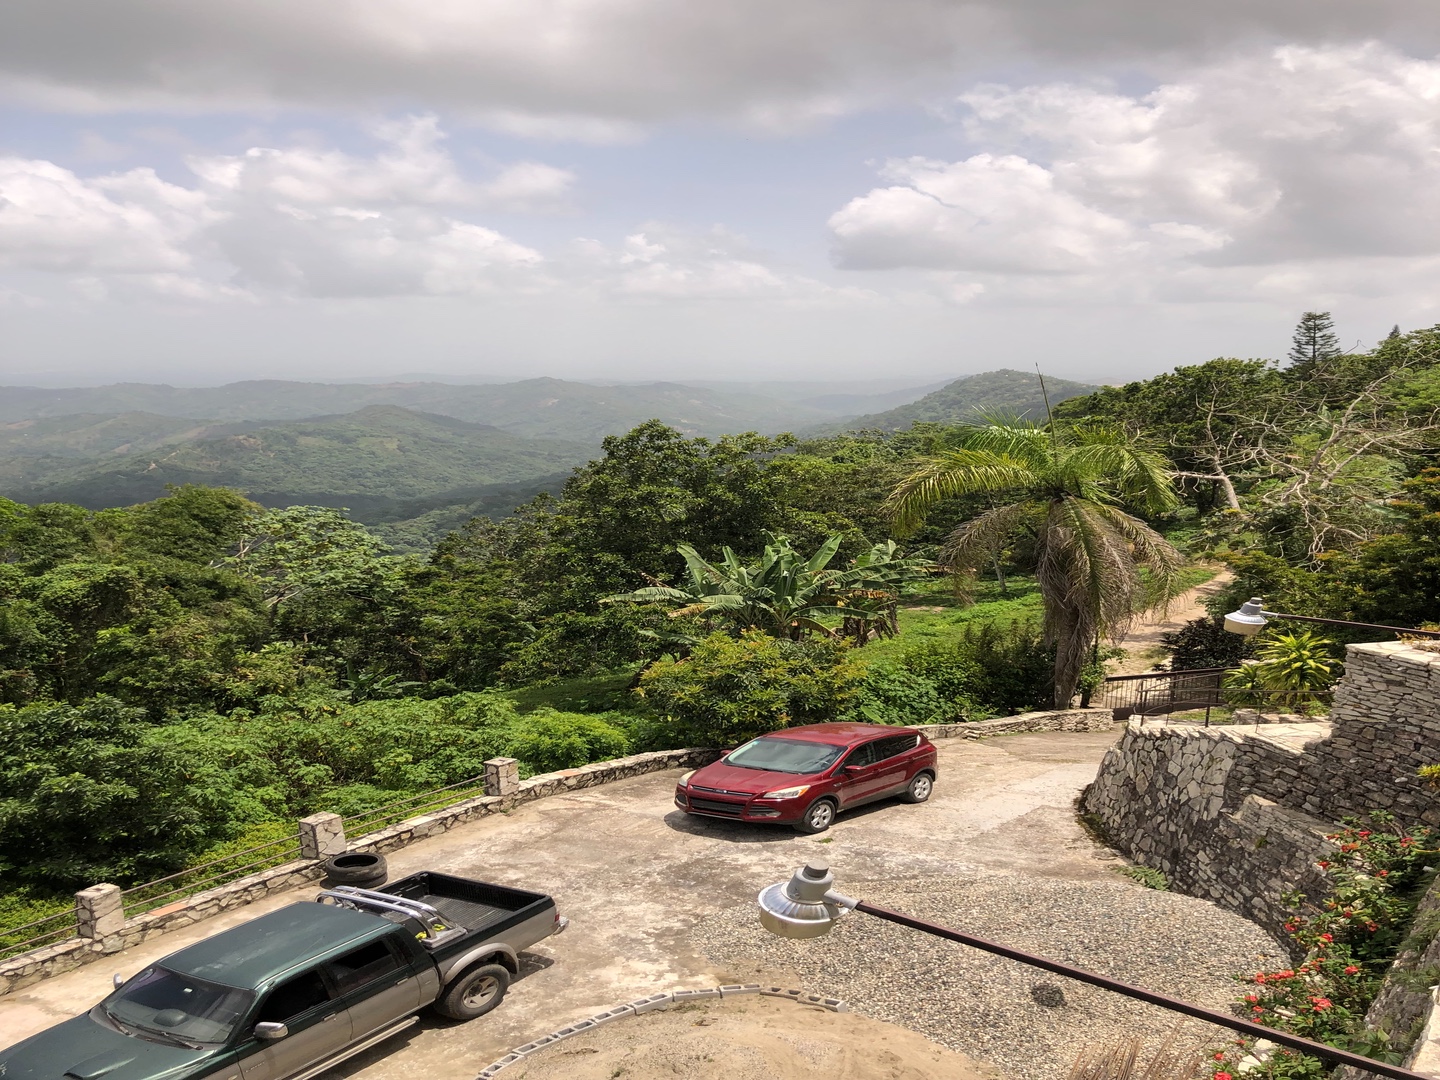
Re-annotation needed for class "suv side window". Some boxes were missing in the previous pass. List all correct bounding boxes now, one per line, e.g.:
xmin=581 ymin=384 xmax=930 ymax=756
xmin=256 ymin=970 xmax=331 ymax=1024
xmin=327 ymin=939 xmax=402 ymax=995
xmin=875 ymin=734 xmax=919 ymax=761
xmin=846 ymin=742 xmax=881 ymax=768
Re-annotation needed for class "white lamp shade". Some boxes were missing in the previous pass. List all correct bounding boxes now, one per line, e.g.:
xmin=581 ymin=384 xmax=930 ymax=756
xmin=1223 ymin=598 xmax=1269 ymax=637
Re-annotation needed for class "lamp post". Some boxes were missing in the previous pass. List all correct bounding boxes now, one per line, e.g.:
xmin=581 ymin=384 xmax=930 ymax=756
xmin=757 ymin=861 xmax=1433 ymax=1080
xmin=1222 ymin=597 xmax=1440 ymax=639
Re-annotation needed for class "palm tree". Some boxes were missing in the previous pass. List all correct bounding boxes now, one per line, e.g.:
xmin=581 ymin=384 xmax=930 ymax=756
xmin=886 ymin=420 xmax=1184 ymax=707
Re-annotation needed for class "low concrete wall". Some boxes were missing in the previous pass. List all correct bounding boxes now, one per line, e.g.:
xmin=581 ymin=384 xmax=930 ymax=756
xmin=918 ymin=707 xmax=1114 ymax=741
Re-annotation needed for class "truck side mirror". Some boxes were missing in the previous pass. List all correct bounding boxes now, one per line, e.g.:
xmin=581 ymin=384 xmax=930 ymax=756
xmin=113 ymin=973 xmax=124 ymax=990
xmin=253 ymin=1021 xmax=289 ymax=1041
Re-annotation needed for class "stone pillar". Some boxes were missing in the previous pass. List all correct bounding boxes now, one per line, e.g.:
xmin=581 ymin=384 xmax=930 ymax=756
xmin=298 ymin=812 xmax=347 ymax=861
xmin=484 ymin=757 xmax=520 ymax=797
xmin=75 ymin=883 xmax=125 ymax=941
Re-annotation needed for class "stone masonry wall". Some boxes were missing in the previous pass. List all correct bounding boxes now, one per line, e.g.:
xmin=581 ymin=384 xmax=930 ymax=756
xmin=0 ymin=707 xmax=1112 ymax=997
xmin=1083 ymin=639 xmax=1440 ymax=945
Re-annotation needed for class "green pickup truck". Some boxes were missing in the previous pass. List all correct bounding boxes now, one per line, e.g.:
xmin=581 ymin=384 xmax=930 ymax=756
xmin=0 ymin=871 xmax=567 ymax=1080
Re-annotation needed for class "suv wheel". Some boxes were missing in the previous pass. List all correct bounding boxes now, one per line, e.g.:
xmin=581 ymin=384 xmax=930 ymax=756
xmin=794 ymin=798 xmax=837 ymax=834
xmin=900 ymin=772 xmax=934 ymax=804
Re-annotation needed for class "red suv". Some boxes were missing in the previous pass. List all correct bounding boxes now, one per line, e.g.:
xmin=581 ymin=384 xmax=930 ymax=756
xmin=674 ymin=722 xmax=938 ymax=834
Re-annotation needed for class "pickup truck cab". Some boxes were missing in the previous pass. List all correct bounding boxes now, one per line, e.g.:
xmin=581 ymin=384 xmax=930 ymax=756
xmin=0 ymin=871 xmax=566 ymax=1080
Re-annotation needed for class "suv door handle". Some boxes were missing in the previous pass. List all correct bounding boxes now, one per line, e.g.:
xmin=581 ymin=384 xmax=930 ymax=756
xmin=322 ymin=1012 xmax=340 ymax=1022
xmin=394 ymin=977 xmax=409 ymax=986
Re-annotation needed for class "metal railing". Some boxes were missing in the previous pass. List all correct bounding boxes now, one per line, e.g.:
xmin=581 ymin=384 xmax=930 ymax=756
xmin=339 ymin=769 xmax=495 ymax=838
xmin=120 ymin=832 xmax=303 ymax=919
xmin=0 ymin=907 xmax=79 ymax=962
xmin=1096 ymin=668 xmax=1333 ymax=726
xmin=1094 ymin=668 xmax=1227 ymax=718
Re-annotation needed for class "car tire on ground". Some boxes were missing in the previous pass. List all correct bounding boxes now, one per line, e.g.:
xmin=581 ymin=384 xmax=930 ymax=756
xmin=793 ymin=798 xmax=837 ymax=834
xmin=434 ymin=963 xmax=511 ymax=1021
xmin=899 ymin=771 xmax=934 ymax=804
xmin=320 ymin=852 xmax=388 ymax=889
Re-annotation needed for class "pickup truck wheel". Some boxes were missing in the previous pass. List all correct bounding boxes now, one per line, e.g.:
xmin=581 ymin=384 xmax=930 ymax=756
xmin=435 ymin=963 xmax=510 ymax=1021
xmin=793 ymin=798 xmax=837 ymax=834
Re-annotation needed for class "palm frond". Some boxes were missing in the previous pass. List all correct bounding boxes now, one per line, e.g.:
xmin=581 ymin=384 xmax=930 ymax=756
xmin=886 ymin=450 xmax=1038 ymax=533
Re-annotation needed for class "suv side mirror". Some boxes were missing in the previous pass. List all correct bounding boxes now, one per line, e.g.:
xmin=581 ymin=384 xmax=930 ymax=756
xmin=844 ymin=764 xmax=863 ymax=774
xmin=113 ymin=973 xmax=125 ymax=990
xmin=254 ymin=1021 xmax=289 ymax=1041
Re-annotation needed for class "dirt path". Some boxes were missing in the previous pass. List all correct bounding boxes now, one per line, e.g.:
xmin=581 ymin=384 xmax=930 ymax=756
xmin=1106 ymin=569 xmax=1235 ymax=676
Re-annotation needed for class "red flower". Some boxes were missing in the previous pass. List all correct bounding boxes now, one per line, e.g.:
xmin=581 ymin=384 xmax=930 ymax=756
xmin=1214 ymin=1053 xmax=1226 ymax=1061
xmin=1317 ymin=861 xmax=1330 ymax=869
xmin=1216 ymin=1073 xmax=1234 ymax=1080
xmin=1345 ymin=965 xmax=1359 ymax=975
xmin=1310 ymin=997 xmax=1333 ymax=1010
xmin=1367 ymin=922 xmax=1379 ymax=932
xmin=1278 ymin=970 xmax=1294 ymax=979
xmin=1319 ymin=933 xmax=1333 ymax=943
xmin=1252 ymin=1006 xmax=1265 ymax=1014
xmin=1402 ymin=837 xmax=1413 ymax=846
xmin=1254 ymin=973 xmax=1267 ymax=983
xmin=1379 ymin=870 xmax=1389 ymax=877
xmin=1244 ymin=994 xmax=1259 ymax=1003
xmin=1358 ymin=831 xmax=1371 ymax=838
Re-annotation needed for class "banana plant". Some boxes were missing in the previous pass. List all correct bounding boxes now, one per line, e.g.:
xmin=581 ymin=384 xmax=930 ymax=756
xmin=604 ymin=533 xmax=926 ymax=642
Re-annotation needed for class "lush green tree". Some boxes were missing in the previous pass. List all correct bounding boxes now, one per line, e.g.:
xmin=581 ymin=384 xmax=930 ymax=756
xmin=636 ymin=630 xmax=863 ymax=746
xmin=0 ymin=698 xmax=243 ymax=889
xmin=888 ymin=420 xmax=1183 ymax=706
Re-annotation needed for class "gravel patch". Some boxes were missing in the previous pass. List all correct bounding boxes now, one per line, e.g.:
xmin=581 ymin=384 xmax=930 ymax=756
xmin=696 ymin=871 xmax=1286 ymax=1080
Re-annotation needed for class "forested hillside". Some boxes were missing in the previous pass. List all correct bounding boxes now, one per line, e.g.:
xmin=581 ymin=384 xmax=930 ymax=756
xmin=809 ymin=369 xmax=1100 ymax=432
xmin=5 ymin=406 xmax=592 ymax=518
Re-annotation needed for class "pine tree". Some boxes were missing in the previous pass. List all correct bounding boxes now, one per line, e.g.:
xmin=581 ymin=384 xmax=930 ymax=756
xmin=1288 ymin=311 xmax=1342 ymax=366
xmin=1388 ymin=324 xmax=1401 ymax=340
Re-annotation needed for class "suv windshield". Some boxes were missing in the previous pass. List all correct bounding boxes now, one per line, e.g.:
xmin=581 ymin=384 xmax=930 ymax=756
xmin=725 ymin=737 xmax=845 ymax=775
xmin=101 ymin=967 xmax=253 ymax=1048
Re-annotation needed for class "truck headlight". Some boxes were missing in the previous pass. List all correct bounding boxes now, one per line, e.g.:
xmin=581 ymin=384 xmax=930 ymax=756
xmin=678 ymin=770 xmax=695 ymax=786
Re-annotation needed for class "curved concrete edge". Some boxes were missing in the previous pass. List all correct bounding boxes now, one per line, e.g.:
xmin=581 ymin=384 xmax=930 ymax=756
xmin=473 ymin=985 xmax=850 ymax=1079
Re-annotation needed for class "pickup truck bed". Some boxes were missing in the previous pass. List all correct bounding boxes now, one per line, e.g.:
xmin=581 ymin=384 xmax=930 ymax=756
xmin=381 ymin=871 xmax=550 ymax=940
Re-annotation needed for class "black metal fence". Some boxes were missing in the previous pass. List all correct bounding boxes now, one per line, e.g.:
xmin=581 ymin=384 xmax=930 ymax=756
xmin=1094 ymin=667 xmax=1332 ymax=725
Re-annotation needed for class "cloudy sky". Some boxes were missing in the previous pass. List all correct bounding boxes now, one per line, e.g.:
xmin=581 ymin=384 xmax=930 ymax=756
xmin=4 ymin=0 xmax=1440 ymax=386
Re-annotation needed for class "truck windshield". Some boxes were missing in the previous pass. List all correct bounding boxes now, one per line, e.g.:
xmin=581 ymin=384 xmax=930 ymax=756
xmin=724 ymin=738 xmax=844 ymax=774
xmin=103 ymin=967 xmax=253 ymax=1048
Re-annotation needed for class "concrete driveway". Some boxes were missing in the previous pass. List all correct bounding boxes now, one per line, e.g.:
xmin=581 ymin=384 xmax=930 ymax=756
xmin=0 ymin=729 xmax=1123 ymax=1078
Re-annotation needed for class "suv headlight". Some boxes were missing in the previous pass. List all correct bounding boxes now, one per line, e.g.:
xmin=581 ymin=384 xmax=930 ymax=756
xmin=678 ymin=771 xmax=695 ymax=786
xmin=761 ymin=784 xmax=810 ymax=800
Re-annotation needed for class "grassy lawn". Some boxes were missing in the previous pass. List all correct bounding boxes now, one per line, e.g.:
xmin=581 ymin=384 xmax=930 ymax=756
xmin=502 ymin=670 xmax=639 ymax=714
xmin=861 ymin=575 xmax=1045 ymax=665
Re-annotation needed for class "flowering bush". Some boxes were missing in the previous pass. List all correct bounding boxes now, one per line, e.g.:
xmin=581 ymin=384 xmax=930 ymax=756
xmin=1207 ymin=814 xmax=1437 ymax=1080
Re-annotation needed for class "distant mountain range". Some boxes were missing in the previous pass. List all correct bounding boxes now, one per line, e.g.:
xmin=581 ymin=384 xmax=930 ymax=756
xmin=806 ymin=369 xmax=1101 ymax=433
xmin=0 ymin=369 xmax=1106 ymax=549
xmin=0 ymin=377 xmax=837 ymax=442
xmin=2 ymin=406 xmax=593 ymax=520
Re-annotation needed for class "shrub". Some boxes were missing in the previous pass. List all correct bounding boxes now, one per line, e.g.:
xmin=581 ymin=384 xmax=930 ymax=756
xmin=1223 ymin=630 xmax=1337 ymax=711
xmin=636 ymin=630 xmax=863 ymax=747
xmin=843 ymin=661 xmax=950 ymax=726
xmin=498 ymin=709 xmax=631 ymax=773
xmin=1161 ymin=615 xmax=1258 ymax=671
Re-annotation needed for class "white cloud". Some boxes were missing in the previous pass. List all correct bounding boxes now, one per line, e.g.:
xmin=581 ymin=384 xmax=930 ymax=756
xmin=568 ymin=225 xmax=873 ymax=304
xmin=0 ymin=158 xmax=208 ymax=273
xmin=829 ymin=44 xmax=1440 ymax=303
xmin=4 ymin=0 xmax=1437 ymax=129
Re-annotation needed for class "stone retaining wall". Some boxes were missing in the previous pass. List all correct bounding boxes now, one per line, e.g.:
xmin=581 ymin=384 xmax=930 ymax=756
xmin=0 ymin=707 xmax=1112 ymax=998
xmin=1083 ymin=640 xmax=1440 ymax=943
